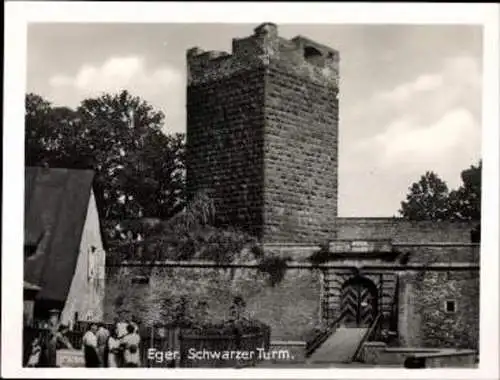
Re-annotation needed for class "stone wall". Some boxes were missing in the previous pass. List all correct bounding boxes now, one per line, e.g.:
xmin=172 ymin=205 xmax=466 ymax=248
xmin=186 ymin=23 xmax=339 ymax=243
xmin=263 ymin=63 xmax=338 ymax=243
xmin=186 ymin=68 xmax=266 ymax=237
xmin=359 ymin=343 xmax=476 ymax=367
xmin=423 ymin=352 xmax=477 ymax=368
xmin=104 ymin=266 xmax=321 ymax=341
xmin=336 ymin=218 xmax=479 ymax=243
xmin=396 ymin=245 xmax=479 ymax=264
xmin=398 ymin=270 xmax=479 ymax=350
xmin=104 ymin=259 xmax=478 ymax=349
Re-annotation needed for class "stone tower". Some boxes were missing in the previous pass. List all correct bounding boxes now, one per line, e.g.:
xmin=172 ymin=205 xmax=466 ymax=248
xmin=186 ymin=23 xmax=339 ymax=243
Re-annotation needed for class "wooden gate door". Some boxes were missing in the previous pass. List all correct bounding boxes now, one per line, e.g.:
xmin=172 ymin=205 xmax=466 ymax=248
xmin=340 ymin=276 xmax=378 ymax=328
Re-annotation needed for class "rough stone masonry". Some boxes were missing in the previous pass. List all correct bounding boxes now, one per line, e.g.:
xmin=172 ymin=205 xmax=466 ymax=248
xmin=186 ymin=22 xmax=339 ymax=243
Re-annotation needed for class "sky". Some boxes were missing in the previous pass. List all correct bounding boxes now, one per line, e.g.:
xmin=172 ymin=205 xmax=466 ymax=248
xmin=26 ymin=23 xmax=483 ymax=217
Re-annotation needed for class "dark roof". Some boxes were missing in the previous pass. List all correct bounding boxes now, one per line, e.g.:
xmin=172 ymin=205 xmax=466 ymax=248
xmin=24 ymin=167 xmax=96 ymax=303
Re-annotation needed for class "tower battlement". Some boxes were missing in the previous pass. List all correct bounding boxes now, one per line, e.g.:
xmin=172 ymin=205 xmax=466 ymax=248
xmin=187 ymin=22 xmax=340 ymax=88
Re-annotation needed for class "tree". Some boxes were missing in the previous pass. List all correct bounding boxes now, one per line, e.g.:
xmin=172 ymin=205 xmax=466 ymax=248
xmin=399 ymin=162 xmax=482 ymax=222
xmin=399 ymin=171 xmax=451 ymax=221
xmin=25 ymin=93 xmax=80 ymax=167
xmin=449 ymin=161 xmax=482 ymax=221
xmin=25 ymin=91 xmax=186 ymax=221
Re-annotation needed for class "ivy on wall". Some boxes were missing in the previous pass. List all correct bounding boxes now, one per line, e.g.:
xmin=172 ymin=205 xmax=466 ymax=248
xmin=308 ymin=242 xmax=331 ymax=265
xmin=257 ymin=256 xmax=291 ymax=287
xmin=107 ymin=192 xmax=295 ymax=287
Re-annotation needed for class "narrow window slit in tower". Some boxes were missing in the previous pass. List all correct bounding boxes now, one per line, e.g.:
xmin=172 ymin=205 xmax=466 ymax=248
xmin=304 ymin=46 xmax=322 ymax=59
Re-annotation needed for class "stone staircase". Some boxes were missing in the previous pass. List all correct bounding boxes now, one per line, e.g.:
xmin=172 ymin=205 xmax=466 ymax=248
xmin=308 ymin=327 xmax=369 ymax=364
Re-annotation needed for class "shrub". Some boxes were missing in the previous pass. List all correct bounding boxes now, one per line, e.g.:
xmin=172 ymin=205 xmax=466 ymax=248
xmin=308 ymin=242 xmax=331 ymax=265
xmin=257 ymin=256 xmax=291 ymax=287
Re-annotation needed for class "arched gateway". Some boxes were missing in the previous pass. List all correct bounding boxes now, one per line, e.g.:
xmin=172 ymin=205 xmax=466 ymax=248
xmin=340 ymin=276 xmax=378 ymax=328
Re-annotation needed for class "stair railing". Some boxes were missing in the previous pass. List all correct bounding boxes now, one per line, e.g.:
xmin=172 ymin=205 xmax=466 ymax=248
xmin=350 ymin=313 xmax=382 ymax=363
xmin=306 ymin=310 xmax=347 ymax=358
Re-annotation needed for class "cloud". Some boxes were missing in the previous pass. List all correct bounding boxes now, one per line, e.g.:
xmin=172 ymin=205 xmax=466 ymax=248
xmin=375 ymin=73 xmax=444 ymax=106
xmin=355 ymin=108 xmax=480 ymax=170
xmin=338 ymin=107 xmax=481 ymax=217
xmin=338 ymin=55 xmax=482 ymax=216
xmin=47 ymin=56 xmax=186 ymax=134
xmin=350 ymin=55 xmax=482 ymax=174
xmin=374 ymin=56 xmax=480 ymax=107
xmin=345 ymin=55 xmax=482 ymax=134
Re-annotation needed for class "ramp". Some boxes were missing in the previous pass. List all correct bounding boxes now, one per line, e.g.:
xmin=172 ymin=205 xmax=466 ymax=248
xmin=308 ymin=327 xmax=368 ymax=364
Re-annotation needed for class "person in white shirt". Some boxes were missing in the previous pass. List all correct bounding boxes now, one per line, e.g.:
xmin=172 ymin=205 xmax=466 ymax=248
xmin=116 ymin=321 xmax=128 ymax=339
xmin=120 ymin=324 xmax=141 ymax=367
xmin=82 ymin=324 xmax=100 ymax=367
xmin=26 ymin=337 xmax=41 ymax=367
xmin=107 ymin=324 xmax=121 ymax=367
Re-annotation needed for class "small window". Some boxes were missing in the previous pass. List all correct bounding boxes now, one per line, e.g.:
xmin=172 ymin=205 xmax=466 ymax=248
xmin=470 ymin=225 xmax=480 ymax=243
xmin=303 ymin=46 xmax=324 ymax=66
xmin=444 ymin=300 xmax=457 ymax=314
xmin=304 ymin=46 xmax=322 ymax=60
xmin=131 ymin=276 xmax=149 ymax=285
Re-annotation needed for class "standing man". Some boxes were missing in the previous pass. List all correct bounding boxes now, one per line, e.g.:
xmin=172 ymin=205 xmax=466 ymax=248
xmin=82 ymin=324 xmax=100 ymax=367
xmin=96 ymin=323 xmax=110 ymax=367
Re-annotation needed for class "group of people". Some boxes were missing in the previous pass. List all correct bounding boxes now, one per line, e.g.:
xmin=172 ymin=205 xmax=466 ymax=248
xmin=82 ymin=321 xmax=141 ymax=368
xmin=26 ymin=320 xmax=142 ymax=368
xmin=26 ymin=324 xmax=73 ymax=367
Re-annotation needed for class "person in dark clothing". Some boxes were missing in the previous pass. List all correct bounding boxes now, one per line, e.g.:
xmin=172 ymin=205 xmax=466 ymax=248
xmin=82 ymin=324 xmax=100 ymax=367
xmin=37 ymin=324 xmax=73 ymax=367
xmin=96 ymin=323 xmax=110 ymax=367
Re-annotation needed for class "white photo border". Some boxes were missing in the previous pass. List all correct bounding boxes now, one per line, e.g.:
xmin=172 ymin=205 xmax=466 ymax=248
xmin=3 ymin=2 xmax=499 ymax=379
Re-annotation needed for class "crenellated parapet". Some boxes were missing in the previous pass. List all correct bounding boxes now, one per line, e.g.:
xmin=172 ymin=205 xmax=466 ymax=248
xmin=187 ymin=22 xmax=340 ymax=88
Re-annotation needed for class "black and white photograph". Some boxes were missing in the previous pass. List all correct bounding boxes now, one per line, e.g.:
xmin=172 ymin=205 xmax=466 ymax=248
xmin=3 ymin=2 xmax=499 ymax=379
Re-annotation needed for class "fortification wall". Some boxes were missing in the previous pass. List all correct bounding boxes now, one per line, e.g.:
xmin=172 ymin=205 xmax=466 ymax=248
xmin=105 ymin=265 xmax=322 ymax=341
xmin=336 ymin=218 xmax=479 ymax=243
xmin=398 ymin=270 xmax=479 ymax=351
xmin=396 ymin=245 xmax=480 ymax=264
